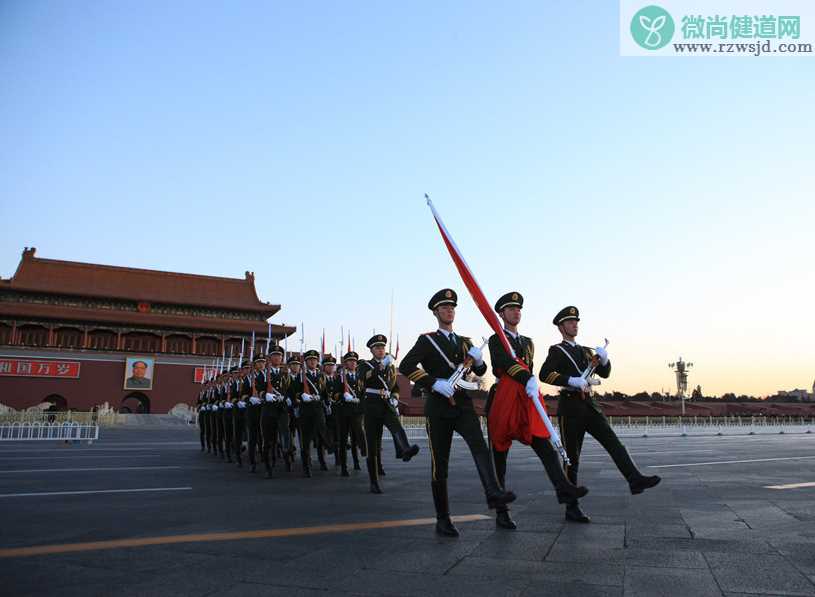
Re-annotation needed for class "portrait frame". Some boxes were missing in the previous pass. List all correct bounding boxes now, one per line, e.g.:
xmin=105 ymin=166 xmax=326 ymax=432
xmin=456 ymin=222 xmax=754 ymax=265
xmin=124 ymin=356 xmax=155 ymax=391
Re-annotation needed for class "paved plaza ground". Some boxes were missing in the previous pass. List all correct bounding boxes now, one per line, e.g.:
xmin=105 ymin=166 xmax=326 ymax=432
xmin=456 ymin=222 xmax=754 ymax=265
xmin=3 ymin=427 xmax=815 ymax=596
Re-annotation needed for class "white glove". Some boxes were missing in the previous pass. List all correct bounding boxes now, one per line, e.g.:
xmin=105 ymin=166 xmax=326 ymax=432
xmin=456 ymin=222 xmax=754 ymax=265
xmin=594 ymin=346 xmax=609 ymax=366
xmin=237 ymin=400 xmax=246 ymax=408
xmin=265 ymin=392 xmax=275 ymax=402
xmin=286 ymin=398 xmax=292 ymax=407
xmin=249 ymin=396 xmax=261 ymax=405
xmin=525 ymin=376 xmax=540 ymax=399
xmin=568 ymin=376 xmax=589 ymax=391
xmin=432 ymin=378 xmax=455 ymax=398
xmin=212 ymin=405 xmax=219 ymax=411
xmin=224 ymin=402 xmax=233 ymax=409
xmin=343 ymin=392 xmax=354 ymax=402
xmin=301 ymin=393 xmax=312 ymax=402
xmin=389 ymin=397 xmax=399 ymax=408
xmin=467 ymin=345 xmax=483 ymax=366
xmin=381 ymin=355 xmax=394 ymax=368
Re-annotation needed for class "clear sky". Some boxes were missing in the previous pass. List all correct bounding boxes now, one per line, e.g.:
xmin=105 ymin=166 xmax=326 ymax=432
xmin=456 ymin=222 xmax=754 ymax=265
xmin=1 ymin=1 xmax=812 ymax=397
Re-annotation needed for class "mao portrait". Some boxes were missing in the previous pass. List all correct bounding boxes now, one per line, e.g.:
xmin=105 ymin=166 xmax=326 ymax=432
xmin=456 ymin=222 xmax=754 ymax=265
xmin=124 ymin=357 xmax=154 ymax=390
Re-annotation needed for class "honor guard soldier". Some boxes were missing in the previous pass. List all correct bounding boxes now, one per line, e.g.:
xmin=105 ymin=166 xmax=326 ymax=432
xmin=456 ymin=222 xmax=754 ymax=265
xmin=233 ymin=361 xmax=251 ymax=468
xmin=399 ymin=289 xmax=516 ymax=537
xmin=322 ymin=356 xmax=342 ymax=469
xmin=216 ymin=371 xmax=229 ymax=459
xmin=336 ymin=351 xmax=367 ymax=476
xmin=214 ymin=371 xmax=227 ymax=459
xmin=261 ymin=345 xmax=292 ymax=477
xmin=197 ymin=383 xmax=208 ymax=452
xmin=359 ymin=334 xmax=420 ymax=494
xmin=247 ymin=355 xmax=266 ymax=473
xmin=284 ymin=356 xmax=300 ymax=464
xmin=540 ymin=306 xmax=661 ymax=523
xmin=486 ymin=292 xmax=587 ymax=530
xmin=223 ymin=367 xmax=239 ymax=463
xmin=289 ymin=350 xmax=332 ymax=477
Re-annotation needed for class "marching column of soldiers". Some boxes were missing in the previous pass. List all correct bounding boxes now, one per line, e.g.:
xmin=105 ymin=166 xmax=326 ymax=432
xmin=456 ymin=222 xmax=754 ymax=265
xmin=196 ymin=288 xmax=661 ymax=536
xmin=196 ymin=339 xmax=399 ymax=483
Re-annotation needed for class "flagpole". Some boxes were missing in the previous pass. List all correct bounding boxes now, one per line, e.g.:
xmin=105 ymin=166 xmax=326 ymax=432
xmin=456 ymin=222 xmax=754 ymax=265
xmin=389 ymin=289 xmax=394 ymax=355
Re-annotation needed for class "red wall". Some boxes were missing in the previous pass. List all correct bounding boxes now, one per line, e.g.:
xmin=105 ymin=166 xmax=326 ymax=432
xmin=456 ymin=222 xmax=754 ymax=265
xmin=0 ymin=349 xmax=204 ymax=413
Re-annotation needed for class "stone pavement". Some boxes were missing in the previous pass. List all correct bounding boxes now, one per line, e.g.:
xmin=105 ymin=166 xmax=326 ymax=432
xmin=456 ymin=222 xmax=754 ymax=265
xmin=2 ymin=428 xmax=815 ymax=596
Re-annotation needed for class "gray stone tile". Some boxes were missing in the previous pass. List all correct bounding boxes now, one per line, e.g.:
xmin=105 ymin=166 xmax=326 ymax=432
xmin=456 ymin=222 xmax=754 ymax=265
xmin=448 ymin=556 xmax=624 ymax=586
xmin=468 ymin=531 xmax=558 ymax=561
xmin=556 ymin=523 xmax=626 ymax=547
xmin=521 ymin=581 xmax=622 ymax=597
xmin=624 ymin=548 xmax=709 ymax=569
xmin=628 ymin=536 xmax=776 ymax=554
xmin=625 ymin=523 xmax=693 ymax=540
xmin=546 ymin=543 xmax=625 ymax=564
xmin=772 ymin=541 xmax=815 ymax=577
xmin=624 ymin=566 xmax=722 ymax=597
xmin=705 ymin=552 xmax=815 ymax=596
xmin=342 ymin=569 xmax=529 ymax=597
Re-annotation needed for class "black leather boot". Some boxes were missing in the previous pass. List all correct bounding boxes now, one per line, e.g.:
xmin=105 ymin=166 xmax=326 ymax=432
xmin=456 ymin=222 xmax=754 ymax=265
xmin=565 ymin=503 xmax=591 ymax=523
xmin=432 ymin=480 xmax=459 ymax=537
xmin=341 ymin=465 xmax=350 ymax=477
xmin=393 ymin=428 xmax=420 ymax=462
xmin=473 ymin=451 xmax=516 ymax=507
xmin=628 ymin=472 xmax=662 ymax=494
xmin=530 ymin=438 xmax=588 ymax=503
xmin=368 ymin=461 xmax=383 ymax=494
xmin=496 ymin=509 xmax=517 ymax=530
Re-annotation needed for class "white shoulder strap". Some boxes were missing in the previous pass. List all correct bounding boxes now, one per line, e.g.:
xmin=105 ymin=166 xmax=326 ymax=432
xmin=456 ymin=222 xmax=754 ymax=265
xmin=555 ymin=344 xmax=582 ymax=376
xmin=423 ymin=334 xmax=455 ymax=369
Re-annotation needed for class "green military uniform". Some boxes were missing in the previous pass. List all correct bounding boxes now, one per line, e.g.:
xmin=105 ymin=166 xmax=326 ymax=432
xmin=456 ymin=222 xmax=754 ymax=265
xmin=358 ymin=334 xmax=419 ymax=494
xmin=398 ymin=289 xmax=515 ymax=537
xmin=197 ymin=385 xmax=208 ymax=452
xmin=321 ymin=356 xmax=341 ymax=468
xmin=213 ymin=375 xmax=227 ymax=458
xmin=260 ymin=346 xmax=292 ymax=477
xmin=289 ymin=350 xmax=332 ymax=477
xmin=539 ymin=305 xmax=660 ymax=523
xmin=487 ymin=292 xmax=587 ymax=530
xmin=232 ymin=362 xmax=251 ymax=468
xmin=334 ymin=351 xmax=367 ymax=476
xmin=222 ymin=368 xmax=238 ymax=463
xmin=247 ymin=356 xmax=266 ymax=473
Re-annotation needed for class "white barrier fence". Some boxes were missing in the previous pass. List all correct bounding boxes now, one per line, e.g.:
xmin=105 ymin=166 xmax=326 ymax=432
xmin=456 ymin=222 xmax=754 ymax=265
xmin=0 ymin=421 xmax=99 ymax=442
xmin=387 ymin=415 xmax=815 ymax=440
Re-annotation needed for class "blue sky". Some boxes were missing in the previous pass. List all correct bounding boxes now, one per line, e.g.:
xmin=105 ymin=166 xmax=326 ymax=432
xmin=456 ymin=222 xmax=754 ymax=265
xmin=1 ymin=1 xmax=812 ymax=396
